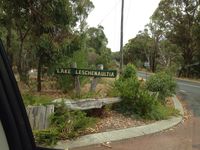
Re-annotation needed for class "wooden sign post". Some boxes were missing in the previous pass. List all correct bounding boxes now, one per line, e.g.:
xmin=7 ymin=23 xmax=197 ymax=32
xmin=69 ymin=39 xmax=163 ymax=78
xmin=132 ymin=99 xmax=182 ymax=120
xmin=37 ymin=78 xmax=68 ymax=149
xmin=56 ymin=65 xmax=117 ymax=94
xmin=70 ymin=62 xmax=81 ymax=96
xmin=90 ymin=64 xmax=103 ymax=92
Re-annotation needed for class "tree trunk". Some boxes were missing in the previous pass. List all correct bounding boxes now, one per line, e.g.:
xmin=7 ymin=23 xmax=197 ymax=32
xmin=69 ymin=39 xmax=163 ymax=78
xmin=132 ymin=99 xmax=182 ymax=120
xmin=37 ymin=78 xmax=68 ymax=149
xmin=182 ymin=49 xmax=193 ymax=77
xmin=6 ymin=25 xmax=13 ymax=66
xmin=150 ymin=52 xmax=156 ymax=73
xmin=17 ymin=39 xmax=29 ymax=84
xmin=37 ymin=57 xmax=42 ymax=92
xmin=16 ymin=25 xmax=31 ymax=84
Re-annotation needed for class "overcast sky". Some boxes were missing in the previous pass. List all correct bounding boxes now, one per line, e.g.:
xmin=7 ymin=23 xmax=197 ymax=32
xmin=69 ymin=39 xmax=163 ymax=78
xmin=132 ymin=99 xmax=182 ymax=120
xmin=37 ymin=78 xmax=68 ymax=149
xmin=87 ymin=0 xmax=161 ymax=52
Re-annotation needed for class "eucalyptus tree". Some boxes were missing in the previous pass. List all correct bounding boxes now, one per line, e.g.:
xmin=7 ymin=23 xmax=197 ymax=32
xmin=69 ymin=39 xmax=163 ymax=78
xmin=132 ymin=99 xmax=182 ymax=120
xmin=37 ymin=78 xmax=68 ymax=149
xmin=72 ymin=0 xmax=94 ymax=52
xmin=86 ymin=25 xmax=108 ymax=54
xmin=0 ymin=0 xmax=16 ymax=65
xmin=123 ymin=30 xmax=154 ymax=70
xmin=0 ymin=0 xmax=94 ymax=91
xmin=158 ymin=39 xmax=181 ymax=69
xmin=146 ymin=20 xmax=163 ymax=72
xmin=28 ymin=0 xmax=94 ymax=91
xmin=152 ymin=0 xmax=200 ymax=76
xmin=0 ymin=0 xmax=42 ymax=82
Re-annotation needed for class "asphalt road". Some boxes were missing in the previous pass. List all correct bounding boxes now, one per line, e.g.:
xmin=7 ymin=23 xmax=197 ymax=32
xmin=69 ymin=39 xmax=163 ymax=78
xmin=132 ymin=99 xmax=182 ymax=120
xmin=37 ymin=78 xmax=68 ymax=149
xmin=72 ymin=72 xmax=200 ymax=150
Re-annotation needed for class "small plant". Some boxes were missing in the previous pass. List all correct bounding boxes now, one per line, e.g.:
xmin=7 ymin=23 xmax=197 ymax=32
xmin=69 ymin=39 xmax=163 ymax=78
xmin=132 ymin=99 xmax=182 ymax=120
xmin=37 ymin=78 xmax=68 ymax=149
xmin=146 ymin=72 xmax=176 ymax=102
xmin=22 ymin=93 xmax=52 ymax=106
xmin=34 ymin=128 xmax=59 ymax=146
xmin=106 ymin=83 xmax=120 ymax=97
xmin=122 ymin=63 xmax=137 ymax=79
xmin=134 ymin=90 xmax=158 ymax=117
xmin=50 ymin=104 xmax=96 ymax=139
xmin=146 ymin=103 xmax=179 ymax=120
xmin=34 ymin=104 xmax=97 ymax=146
xmin=115 ymin=63 xmax=139 ymax=99
xmin=114 ymin=64 xmax=140 ymax=114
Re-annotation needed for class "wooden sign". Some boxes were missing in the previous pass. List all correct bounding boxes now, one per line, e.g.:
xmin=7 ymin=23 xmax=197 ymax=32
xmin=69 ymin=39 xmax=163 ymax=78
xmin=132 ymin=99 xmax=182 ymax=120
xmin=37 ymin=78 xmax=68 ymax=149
xmin=56 ymin=68 xmax=117 ymax=78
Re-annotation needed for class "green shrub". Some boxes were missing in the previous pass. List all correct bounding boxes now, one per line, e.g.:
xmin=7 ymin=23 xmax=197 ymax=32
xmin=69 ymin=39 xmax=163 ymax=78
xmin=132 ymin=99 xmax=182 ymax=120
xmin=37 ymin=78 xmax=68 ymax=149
xmin=115 ymin=78 xmax=140 ymax=98
xmin=57 ymin=76 xmax=74 ymax=93
xmin=134 ymin=90 xmax=158 ymax=117
xmin=114 ymin=65 xmax=178 ymax=120
xmin=146 ymin=72 xmax=176 ymax=102
xmin=122 ymin=63 xmax=137 ymax=79
xmin=50 ymin=104 xmax=96 ymax=139
xmin=114 ymin=64 xmax=140 ymax=113
xmin=34 ymin=128 xmax=59 ymax=146
xmin=147 ymin=103 xmax=179 ymax=120
xmin=54 ymin=50 xmax=88 ymax=93
xmin=34 ymin=104 xmax=97 ymax=145
xmin=106 ymin=83 xmax=120 ymax=97
xmin=114 ymin=64 xmax=141 ymax=114
xmin=115 ymin=63 xmax=139 ymax=98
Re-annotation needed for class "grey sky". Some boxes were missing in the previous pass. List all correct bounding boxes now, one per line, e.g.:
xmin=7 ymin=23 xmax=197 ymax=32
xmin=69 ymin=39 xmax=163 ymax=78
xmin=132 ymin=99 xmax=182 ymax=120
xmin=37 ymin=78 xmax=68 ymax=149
xmin=87 ymin=0 xmax=160 ymax=52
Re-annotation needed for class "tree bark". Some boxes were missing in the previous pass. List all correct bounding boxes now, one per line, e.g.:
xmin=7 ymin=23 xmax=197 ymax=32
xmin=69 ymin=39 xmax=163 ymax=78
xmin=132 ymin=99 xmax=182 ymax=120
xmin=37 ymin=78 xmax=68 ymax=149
xmin=17 ymin=38 xmax=29 ymax=83
xmin=71 ymin=63 xmax=81 ymax=96
xmin=6 ymin=24 xmax=13 ymax=66
xmin=90 ymin=64 xmax=103 ymax=92
xmin=16 ymin=24 xmax=31 ymax=83
xmin=181 ymin=48 xmax=194 ymax=77
xmin=37 ymin=57 xmax=42 ymax=92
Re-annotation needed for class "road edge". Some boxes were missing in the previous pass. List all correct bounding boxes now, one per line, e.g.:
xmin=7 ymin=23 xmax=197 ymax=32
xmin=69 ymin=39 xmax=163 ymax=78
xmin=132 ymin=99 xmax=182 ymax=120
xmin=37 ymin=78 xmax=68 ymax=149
xmin=55 ymin=95 xmax=183 ymax=149
xmin=138 ymin=71 xmax=200 ymax=84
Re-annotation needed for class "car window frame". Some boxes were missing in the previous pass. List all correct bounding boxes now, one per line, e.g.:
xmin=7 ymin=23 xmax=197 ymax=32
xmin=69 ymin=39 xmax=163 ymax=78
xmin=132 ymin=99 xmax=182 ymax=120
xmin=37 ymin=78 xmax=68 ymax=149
xmin=0 ymin=39 xmax=63 ymax=150
xmin=0 ymin=39 xmax=37 ymax=150
xmin=0 ymin=120 xmax=9 ymax=150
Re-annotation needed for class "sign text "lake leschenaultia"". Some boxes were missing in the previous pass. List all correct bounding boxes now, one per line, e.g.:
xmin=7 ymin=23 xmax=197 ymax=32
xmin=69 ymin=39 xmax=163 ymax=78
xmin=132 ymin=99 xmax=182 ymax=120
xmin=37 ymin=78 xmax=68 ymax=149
xmin=56 ymin=68 xmax=117 ymax=78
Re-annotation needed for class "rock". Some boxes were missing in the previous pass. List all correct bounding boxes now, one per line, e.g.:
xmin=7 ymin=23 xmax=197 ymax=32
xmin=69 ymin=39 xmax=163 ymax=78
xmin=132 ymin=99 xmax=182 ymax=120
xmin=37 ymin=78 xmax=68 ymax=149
xmin=101 ymin=142 xmax=112 ymax=148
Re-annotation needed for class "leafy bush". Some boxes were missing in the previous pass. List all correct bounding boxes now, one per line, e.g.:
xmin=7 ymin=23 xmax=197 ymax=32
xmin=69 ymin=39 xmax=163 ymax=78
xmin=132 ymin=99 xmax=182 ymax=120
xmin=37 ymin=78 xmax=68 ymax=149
xmin=50 ymin=104 xmax=96 ymax=139
xmin=106 ymin=83 xmax=120 ymax=97
xmin=34 ymin=128 xmax=59 ymax=146
xmin=115 ymin=78 xmax=140 ymax=100
xmin=114 ymin=65 xmax=178 ymax=120
xmin=147 ymin=103 xmax=179 ymax=120
xmin=34 ymin=104 xmax=97 ymax=145
xmin=53 ymin=50 xmax=88 ymax=93
xmin=134 ymin=90 xmax=158 ymax=117
xmin=115 ymin=64 xmax=139 ymax=99
xmin=146 ymin=72 xmax=176 ymax=102
xmin=114 ymin=64 xmax=140 ymax=112
xmin=122 ymin=63 xmax=137 ymax=78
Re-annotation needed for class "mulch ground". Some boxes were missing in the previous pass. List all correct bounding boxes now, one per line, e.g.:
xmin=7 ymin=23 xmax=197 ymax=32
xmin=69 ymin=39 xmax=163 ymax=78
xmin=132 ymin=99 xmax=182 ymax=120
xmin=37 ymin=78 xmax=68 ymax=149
xmin=83 ymin=97 xmax=179 ymax=135
xmin=84 ymin=110 xmax=155 ymax=135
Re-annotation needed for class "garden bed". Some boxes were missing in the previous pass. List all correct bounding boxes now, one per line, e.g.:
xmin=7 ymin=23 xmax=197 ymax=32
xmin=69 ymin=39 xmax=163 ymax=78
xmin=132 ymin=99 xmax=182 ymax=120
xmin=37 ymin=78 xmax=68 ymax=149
xmin=84 ymin=110 xmax=155 ymax=134
xmin=80 ymin=97 xmax=174 ymax=136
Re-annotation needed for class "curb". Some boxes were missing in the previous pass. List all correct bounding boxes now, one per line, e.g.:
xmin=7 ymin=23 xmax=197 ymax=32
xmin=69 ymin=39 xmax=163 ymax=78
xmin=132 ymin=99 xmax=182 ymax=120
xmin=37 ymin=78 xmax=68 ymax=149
xmin=54 ymin=95 xmax=183 ymax=149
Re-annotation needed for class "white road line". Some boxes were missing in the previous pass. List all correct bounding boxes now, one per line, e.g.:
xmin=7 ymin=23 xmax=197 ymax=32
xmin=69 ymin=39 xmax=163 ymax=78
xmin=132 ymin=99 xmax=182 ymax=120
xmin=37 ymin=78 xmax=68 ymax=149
xmin=178 ymin=83 xmax=200 ymax=88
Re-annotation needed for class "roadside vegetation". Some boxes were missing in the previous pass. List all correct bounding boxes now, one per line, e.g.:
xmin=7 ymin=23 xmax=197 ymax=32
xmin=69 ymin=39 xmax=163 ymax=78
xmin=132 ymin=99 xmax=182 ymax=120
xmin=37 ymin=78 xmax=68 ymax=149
xmin=0 ymin=0 xmax=195 ymax=147
xmin=34 ymin=104 xmax=97 ymax=146
xmin=114 ymin=64 xmax=178 ymax=120
xmin=31 ymin=64 xmax=179 ymax=146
